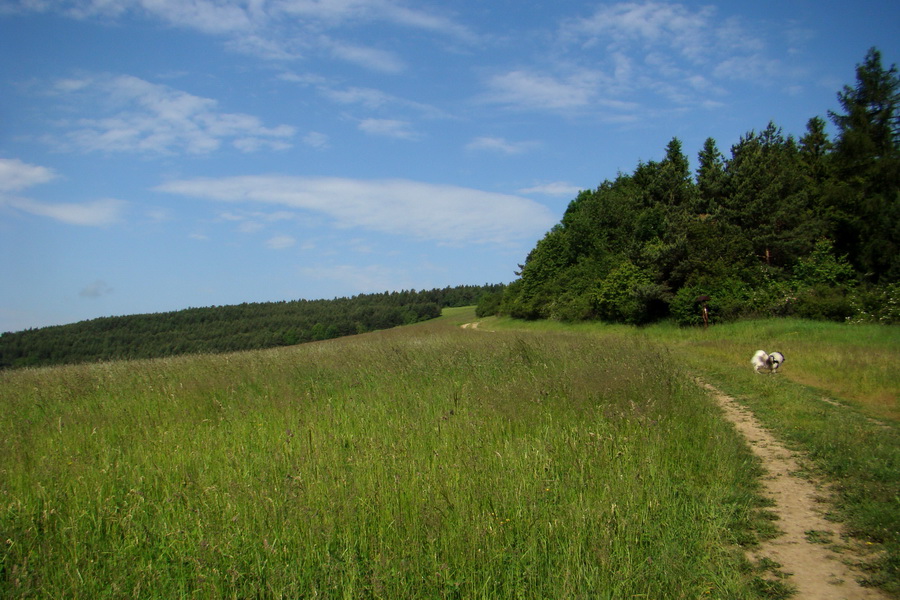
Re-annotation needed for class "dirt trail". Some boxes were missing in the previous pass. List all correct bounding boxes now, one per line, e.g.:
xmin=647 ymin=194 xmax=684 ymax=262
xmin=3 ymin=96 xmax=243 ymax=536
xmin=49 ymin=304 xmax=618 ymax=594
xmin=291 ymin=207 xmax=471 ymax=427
xmin=699 ymin=381 xmax=889 ymax=600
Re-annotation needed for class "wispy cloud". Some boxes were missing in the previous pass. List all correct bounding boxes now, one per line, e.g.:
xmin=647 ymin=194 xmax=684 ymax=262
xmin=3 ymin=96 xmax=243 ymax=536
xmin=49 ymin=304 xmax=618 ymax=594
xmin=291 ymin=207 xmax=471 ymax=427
xmin=302 ymin=131 xmax=330 ymax=148
xmin=0 ymin=157 xmax=57 ymax=191
xmin=466 ymin=136 xmax=538 ymax=155
xmin=298 ymin=79 xmax=449 ymax=120
xmin=483 ymin=1 xmax=787 ymax=117
xmin=564 ymin=1 xmax=719 ymax=61
xmin=6 ymin=196 xmax=125 ymax=226
xmin=358 ymin=118 xmax=419 ymax=140
xmin=484 ymin=69 xmax=601 ymax=111
xmin=519 ymin=181 xmax=582 ymax=197
xmin=0 ymin=157 xmax=125 ymax=226
xmin=7 ymin=0 xmax=477 ymax=68
xmin=156 ymin=175 xmax=556 ymax=245
xmin=563 ymin=2 xmax=784 ymax=88
xmin=266 ymin=234 xmax=297 ymax=250
xmin=44 ymin=73 xmax=295 ymax=155
xmin=323 ymin=37 xmax=406 ymax=73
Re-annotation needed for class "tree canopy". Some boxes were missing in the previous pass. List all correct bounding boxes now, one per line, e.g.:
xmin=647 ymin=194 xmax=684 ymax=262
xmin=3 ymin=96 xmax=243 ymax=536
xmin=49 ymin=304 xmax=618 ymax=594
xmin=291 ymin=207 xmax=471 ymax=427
xmin=498 ymin=48 xmax=899 ymax=326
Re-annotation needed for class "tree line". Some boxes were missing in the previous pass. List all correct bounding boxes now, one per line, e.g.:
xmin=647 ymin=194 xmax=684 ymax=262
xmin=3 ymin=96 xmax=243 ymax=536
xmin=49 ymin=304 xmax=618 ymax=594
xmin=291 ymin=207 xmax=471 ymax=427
xmin=489 ymin=48 xmax=899 ymax=327
xmin=0 ymin=284 xmax=503 ymax=369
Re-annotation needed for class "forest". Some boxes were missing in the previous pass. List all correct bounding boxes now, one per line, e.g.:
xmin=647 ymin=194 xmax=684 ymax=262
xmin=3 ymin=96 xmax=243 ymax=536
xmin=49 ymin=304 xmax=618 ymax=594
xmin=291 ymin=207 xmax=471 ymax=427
xmin=0 ymin=284 xmax=502 ymax=369
xmin=491 ymin=48 xmax=899 ymax=327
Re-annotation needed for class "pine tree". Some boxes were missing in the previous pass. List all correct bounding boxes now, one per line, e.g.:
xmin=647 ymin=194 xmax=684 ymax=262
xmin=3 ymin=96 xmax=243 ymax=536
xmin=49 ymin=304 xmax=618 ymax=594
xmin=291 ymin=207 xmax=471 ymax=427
xmin=695 ymin=137 xmax=726 ymax=214
xmin=829 ymin=47 xmax=900 ymax=171
xmin=827 ymin=47 xmax=900 ymax=282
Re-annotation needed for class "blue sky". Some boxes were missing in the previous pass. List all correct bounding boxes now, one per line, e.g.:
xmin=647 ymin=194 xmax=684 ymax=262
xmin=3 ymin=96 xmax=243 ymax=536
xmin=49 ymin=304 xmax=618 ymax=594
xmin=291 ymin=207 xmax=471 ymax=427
xmin=1 ymin=0 xmax=898 ymax=332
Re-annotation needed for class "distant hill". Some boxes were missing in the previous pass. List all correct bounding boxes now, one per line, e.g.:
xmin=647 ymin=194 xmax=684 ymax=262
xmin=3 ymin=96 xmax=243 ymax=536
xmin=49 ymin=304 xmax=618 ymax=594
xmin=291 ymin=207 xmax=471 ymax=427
xmin=0 ymin=284 xmax=504 ymax=369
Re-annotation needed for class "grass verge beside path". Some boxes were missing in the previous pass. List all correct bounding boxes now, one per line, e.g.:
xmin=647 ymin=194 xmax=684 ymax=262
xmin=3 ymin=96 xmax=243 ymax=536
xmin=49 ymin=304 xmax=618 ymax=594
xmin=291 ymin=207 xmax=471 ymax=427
xmin=2 ymin=310 xmax=774 ymax=598
xmin=487 ymin=314 xmax=900 ymax=595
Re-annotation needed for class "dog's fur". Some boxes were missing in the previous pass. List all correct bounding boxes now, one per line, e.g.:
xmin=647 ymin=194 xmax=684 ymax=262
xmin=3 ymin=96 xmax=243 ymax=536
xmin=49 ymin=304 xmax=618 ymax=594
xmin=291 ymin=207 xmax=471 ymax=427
xmin=751 ymin=350 xmax=785 ymax=373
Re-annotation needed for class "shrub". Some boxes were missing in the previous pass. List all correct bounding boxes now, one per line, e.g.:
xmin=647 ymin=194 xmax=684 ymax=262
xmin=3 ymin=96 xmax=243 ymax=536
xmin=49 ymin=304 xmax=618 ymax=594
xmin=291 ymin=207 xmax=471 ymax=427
xmin=793 ymin=286 xmax=854 ymax=321
xmin=670 ymin=279 xmax=750 ymax=326
xmin=846 ymin=283 xmax=900 ymax=324
xmin=475 ymin=292 xmax=503 ymax=317
xmin=592 ymin=261 xmax=654 ymax=324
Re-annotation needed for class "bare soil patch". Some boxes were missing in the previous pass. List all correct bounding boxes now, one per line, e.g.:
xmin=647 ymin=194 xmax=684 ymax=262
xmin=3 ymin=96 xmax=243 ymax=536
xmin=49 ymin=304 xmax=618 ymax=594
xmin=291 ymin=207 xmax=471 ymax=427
xmin=699 ymin=381 xmax=889 ymax=599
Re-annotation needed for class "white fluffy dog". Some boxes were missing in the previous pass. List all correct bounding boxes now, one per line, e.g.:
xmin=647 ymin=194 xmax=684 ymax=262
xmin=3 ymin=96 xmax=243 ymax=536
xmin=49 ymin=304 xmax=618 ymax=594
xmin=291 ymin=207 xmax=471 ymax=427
xmin=751 ymin=350 xmax=785 ymax=374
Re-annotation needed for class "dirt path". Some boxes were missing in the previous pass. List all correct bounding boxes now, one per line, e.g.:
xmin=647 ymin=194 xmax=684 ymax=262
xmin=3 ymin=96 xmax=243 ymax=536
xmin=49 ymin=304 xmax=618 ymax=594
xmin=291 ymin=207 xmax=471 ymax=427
xmin=699 ymin=381 xmax=889 ymax=600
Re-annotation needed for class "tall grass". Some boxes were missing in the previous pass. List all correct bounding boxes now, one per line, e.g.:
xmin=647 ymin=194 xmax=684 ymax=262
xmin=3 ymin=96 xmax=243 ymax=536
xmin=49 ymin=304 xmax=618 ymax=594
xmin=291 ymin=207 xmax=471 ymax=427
xmin=644 ymin=318 xmax=900 ymax=421
xmin=1 ymin=316 xmax=770 ymax=598
xmin=488 ymin=314 xmax=900 ymax=594
xmin=649 ymin=319 xmax=900 ymax=594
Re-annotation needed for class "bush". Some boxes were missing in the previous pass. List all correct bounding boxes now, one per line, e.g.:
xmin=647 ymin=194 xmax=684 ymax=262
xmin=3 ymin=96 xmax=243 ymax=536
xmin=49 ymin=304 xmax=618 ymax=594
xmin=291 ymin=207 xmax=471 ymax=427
xmin=593 ymin=261 xmax=654 ymax=324
xmin=793 ymin=286 xmax=854 ymax=321
xmin=669 ymin=285 xmax=707 ymax=326
xmin=475 ymin=292 xmax=503 ymax=317
xmin=670 ymin=279 xmax=750 ymax=326
xmin=846 ymin=283 xmax=900 ymax=324
xmin=548 ymin=290 xmax=595 ymax=322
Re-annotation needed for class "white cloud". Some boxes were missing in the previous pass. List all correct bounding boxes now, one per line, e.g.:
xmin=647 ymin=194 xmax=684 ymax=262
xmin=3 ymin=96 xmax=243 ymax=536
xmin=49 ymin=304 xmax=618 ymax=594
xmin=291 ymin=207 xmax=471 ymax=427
xmin=466 ymin=136 xmax=537 ymax=155
xmin=564 ymin=1 xmax=717 ymax=61
xmin=560 ymin=1 xmax=780 ymax=92
xmin=314 ymin=83 xmax=449 ymax=119
xmin=0 ymin=157 xmax=124 ymax=226
xmin=0 ymin=158 xmax=57 ymax=191
xmin=324 ymin=38 xmax=406 ymax=73
xmin=519 ymin=182 xmax=582 ymax=197
xmin=156 ymin=175 xmax=556 ymax=245
xmin=358 ymin=118 xmax=419 ymax=140
xmin=46 ymin=73 xmax=295 ymax=155
xmin=485 ymin=70 xmax=600 ymax=111
xmin=475 ymin=0 xmax=782 ymax=118
xmin=8 ymin=0 xmax=476 ymax=68
xmin=266 ymin=234 xmax=297 ymax=249
xmin=303 ymin=131 xmax=329 ymax=148
xmin=321 ymin=85 xmax=393 ymax=108
xmin=7 ymin=196 xmax=125 ymax=226
xmin=275 ymin=0 xmax=476 ymax=42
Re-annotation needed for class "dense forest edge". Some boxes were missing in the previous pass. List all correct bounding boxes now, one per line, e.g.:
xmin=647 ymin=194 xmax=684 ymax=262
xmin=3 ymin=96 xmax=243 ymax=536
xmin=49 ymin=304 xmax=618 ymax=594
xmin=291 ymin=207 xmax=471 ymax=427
xmin=0 ymin=285 xmax=502 ymax=369
xmin=483 ymin=48 xmax=899 ymax=327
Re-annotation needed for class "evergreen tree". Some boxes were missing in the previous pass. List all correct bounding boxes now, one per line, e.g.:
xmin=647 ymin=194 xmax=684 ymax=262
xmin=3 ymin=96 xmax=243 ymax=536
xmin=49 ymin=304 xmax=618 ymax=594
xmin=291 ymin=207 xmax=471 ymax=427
xmin=695 ymin=137 xmax=726 ymax=214
xmin=799 ymin=117 xmax=834 ymax=184
xmin=828 ymin=47 xmax=900 ymax=281
xmin=829 ymin=48 xmax=900 ymax=171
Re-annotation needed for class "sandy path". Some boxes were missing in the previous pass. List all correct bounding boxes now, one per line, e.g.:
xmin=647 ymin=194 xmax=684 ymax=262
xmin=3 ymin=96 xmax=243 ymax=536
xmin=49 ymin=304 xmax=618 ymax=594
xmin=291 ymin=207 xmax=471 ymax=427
xmin=699 ymin=381 xmax=889 ymax=600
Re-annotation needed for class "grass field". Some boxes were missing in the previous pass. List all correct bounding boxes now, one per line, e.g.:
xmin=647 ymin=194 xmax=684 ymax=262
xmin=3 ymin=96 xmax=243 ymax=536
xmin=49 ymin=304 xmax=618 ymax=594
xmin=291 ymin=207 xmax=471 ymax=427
xmin=2 ymin=309 xmax=779 ymax=598
xmin=1 ymin=309 xmax=897 ymax=597
xmin=485 ymin=313 xmax=900 ymax=595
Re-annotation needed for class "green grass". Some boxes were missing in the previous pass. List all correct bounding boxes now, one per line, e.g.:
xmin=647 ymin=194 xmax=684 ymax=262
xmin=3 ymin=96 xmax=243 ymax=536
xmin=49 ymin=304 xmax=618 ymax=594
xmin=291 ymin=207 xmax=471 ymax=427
xmin=1 ymin=310 xmax=774 ymax=598
xmin=486 ymin=314 xmax=900 ymax=594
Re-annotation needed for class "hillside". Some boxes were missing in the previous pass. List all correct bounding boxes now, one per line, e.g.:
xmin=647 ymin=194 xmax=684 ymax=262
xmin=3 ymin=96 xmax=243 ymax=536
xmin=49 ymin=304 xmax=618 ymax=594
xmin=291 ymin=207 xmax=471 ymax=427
xmin=0 ymin=284 xmax=503 ymax=369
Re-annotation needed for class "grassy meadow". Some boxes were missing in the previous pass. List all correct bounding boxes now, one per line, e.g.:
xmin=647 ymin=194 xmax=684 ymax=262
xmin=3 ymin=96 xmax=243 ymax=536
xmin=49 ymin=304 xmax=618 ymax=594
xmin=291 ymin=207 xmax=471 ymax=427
xmin=1 ymin=308 xmax=779 ymax=598
xmin=486 ymin=313 xmax=900 ymax=594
